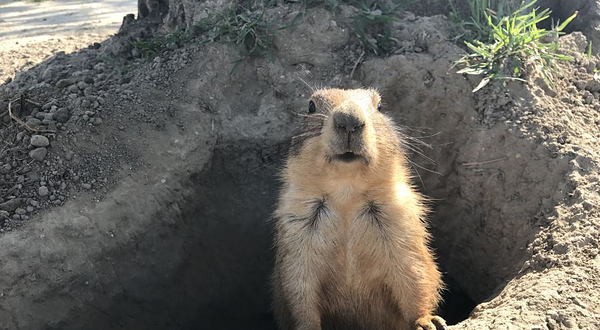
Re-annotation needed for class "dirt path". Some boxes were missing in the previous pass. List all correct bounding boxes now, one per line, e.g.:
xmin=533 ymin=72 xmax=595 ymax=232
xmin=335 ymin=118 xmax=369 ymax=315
xmin=0 ymin=0 xmax=136 ymax=82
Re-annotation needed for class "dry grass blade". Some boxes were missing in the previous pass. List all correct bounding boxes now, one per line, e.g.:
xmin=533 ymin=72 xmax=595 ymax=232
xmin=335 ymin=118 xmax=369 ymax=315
xmin=7 ymin=97 xmax=56 ymax=133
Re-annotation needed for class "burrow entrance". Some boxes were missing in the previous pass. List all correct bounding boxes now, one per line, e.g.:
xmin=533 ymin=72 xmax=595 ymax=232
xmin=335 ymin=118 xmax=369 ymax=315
xmin=31 ymin=45 xmax=567 ymax=330
xmin=163 ymin=56 xmax=553 ymax=327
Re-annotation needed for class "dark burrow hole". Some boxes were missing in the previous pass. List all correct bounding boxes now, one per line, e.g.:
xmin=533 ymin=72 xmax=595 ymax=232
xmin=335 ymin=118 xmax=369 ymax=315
xmin=183 ymin=140 xmax=494 ymax=329
xmin=438 ymin=273 xmax=477 ymax=325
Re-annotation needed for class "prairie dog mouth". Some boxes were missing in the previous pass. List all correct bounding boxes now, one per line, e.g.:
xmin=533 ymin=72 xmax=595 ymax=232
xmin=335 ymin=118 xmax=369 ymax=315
xmin=333 ymin=152 xmax=362 ymax=163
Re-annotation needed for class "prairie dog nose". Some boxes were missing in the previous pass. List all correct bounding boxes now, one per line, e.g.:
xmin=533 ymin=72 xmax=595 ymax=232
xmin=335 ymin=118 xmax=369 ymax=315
xmin=333 ymin=112 xmax=364 ymax=133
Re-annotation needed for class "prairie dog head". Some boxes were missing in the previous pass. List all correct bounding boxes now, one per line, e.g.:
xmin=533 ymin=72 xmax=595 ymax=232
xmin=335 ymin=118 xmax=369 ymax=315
xmin=290 ymin=88 xmax=402 ymax=176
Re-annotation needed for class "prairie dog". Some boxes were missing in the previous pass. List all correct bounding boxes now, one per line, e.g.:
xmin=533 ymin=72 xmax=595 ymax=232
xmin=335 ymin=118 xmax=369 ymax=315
xmin=271 ymin=88 xmax=447 ymax=330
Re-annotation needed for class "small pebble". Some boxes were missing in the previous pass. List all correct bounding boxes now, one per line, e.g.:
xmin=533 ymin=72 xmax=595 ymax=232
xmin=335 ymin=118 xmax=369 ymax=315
xmin=26 ymin=118 xmax=42 ymax=127
xmin=0 ymin=164 xmax=11 ymax=174
xmin=38 ymin=186 xmax=49 ymax=197
xmin=56 ymin=78 xmax=75 ymax=88
xmin=30 ymin=135 xmax=50 ymax=147
xmin=29 ymin=148 xmax=48 ymax=161
xmin=67 ymin=85 xmax=79 ymax=94
xmin=77 ymin=81 xmax=88 ymax=90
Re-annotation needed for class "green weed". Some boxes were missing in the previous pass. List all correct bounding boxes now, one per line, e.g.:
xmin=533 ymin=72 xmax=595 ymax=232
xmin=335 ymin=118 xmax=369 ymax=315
xmin=452 ymin=0 xmax=577 ymax=92
xmin=449 ymin=0 xmax=517 ymax=43
xmin=132 ymin=26 xmax=192 ymax=60
xmin=194 ymin=5 xmax=278 ymax=67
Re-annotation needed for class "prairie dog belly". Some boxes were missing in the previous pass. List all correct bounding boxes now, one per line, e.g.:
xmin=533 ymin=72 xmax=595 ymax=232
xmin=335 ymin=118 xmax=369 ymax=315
xmin=280 ymin=191 xmax=410 ymax=330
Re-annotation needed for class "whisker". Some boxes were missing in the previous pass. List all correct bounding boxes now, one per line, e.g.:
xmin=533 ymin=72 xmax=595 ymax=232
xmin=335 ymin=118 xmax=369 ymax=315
xmin=408 ymin=159 xmax=443 ymax=176
xmin=296 ymin=76 xmax=315 ymax=93
xmin=409 ymin=161 xmax=427 ymax=191
xmin=401 ymin=144 xmax=436 ymax=164
xmin=408 ymin=131 xmax=442 ymax=139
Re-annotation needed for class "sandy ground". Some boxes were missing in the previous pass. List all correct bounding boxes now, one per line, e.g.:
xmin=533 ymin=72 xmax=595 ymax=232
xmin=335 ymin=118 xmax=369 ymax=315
xmin=0 ymin=0 xmax=137 ymax=82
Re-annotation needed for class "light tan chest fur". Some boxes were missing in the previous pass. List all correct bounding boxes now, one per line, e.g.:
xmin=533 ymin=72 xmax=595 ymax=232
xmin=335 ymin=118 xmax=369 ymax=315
xmin=276 ymin=177 xmax=427 ymax=319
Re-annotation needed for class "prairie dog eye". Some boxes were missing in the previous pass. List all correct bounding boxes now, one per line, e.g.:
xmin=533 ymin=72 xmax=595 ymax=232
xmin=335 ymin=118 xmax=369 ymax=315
xmin=308 ymin=100 xmax=316 ymax=114
xmin=377 ymin=103 xmax=382 ymax=111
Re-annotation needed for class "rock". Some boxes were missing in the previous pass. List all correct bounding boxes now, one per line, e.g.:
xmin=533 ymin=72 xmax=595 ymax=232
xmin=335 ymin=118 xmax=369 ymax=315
xmin=35 ymin=112 xmax=46 ymax=120
xmin=56 ymin=78 xmax=75 ymax=88
xmin=67 ymin=85 xmax=79 ymax=94
xmin=585 ymin=78 xmax=600 ymax=93
xmin=84 ymin=76 xmax=94 ymax=84
xmin=131 ymin=48 xmax=141 ymax=58
xmin=47 ymin=122 xmax=57 ymax=132
xmin=30 ymin=135 xmax=50 ymax=147
xmin=585 ymin=61 xmax=596 ymax=73
xmin=119 ymin=77 xmax=131 ymax=84
xmin=54 ymin=108 xmax=70 ymax=123
xmin=82 ymin=183 xmax=92 ymax=190
xmin=29 ymin=148 xmax=48 ymax=161
xmin=77 ymin=81 xmax=89 ymax=90
xmin=0 ymin=198 xmax=21 ymax=212
xmin=0 ymin=164 xmax=11 ymax=174
xmin=38 ymin=186 xmax=49 ymax=197
xmin=26 ymin=171 xmax=41 ymax=182
xmin=108 ymin=38 xmax=131 ymax=57
xmin=15 ymin=208 xmax=26 ymax=215
xmin=25 ymin=118 xmax=42 ymax=127
xmin=0 ymin=210 xmax=9 ymax=220
xmin=93 ymin=62 xmax=106 ymax=73
xmin=41 ymin=65 xmax=64 ymax=82
xmin=574 ymin=80 xmax=587 ymax=90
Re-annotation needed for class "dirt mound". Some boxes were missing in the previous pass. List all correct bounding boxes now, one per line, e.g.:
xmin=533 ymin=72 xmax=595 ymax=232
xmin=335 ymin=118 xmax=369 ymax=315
xmin=0 ymin=2 xmax=599 ymax=330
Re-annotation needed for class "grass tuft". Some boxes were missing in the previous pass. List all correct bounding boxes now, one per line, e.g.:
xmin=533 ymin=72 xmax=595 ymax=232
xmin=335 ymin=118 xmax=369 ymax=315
xmin=451 ymin=0 xmax=577 ymax=92
xmin=132 ymin=27 xmax=191 ymax=60
xmin=195 ymin=5 xmax=278 ymax=64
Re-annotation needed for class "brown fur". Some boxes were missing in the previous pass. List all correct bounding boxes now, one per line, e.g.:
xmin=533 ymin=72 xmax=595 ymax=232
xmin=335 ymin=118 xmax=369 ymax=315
xmin=272 ymin=88 xmax=447 ymax=330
